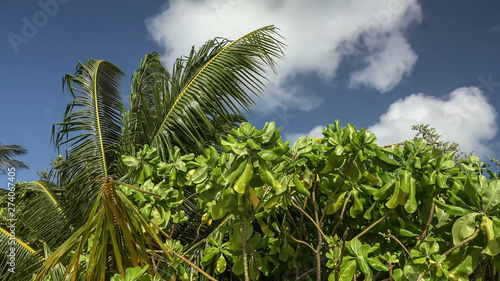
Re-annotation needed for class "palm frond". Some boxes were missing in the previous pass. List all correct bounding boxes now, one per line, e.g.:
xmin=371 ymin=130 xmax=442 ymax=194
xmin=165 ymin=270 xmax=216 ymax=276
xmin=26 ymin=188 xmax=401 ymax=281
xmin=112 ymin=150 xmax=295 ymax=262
xmin=125 ymin=25 xmax=284 ymax=160
xmin=35 ymin=179 xmax=174 ymax=281
xmin=16 ymin=181 xmax=69 ymax=249
xmin=0 ymin=227 xmax=44 ymax=281
xmin=0 ymin=144 xmax=28 ymax=174
xmin=118 ymin=52 xmax=172 ymax=163
xmin=51 ymin=59 xmax=125 ymax=228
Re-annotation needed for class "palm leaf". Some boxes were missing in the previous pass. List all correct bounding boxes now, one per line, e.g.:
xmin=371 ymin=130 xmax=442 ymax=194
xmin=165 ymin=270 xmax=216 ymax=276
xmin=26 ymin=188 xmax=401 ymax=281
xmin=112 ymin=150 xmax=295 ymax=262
xmin=51 ymin=59 xmax=125 ymax=228
xmin=0 ymin=227 xmax=44 ymax=281
xmin=125 ymin=25 xmax=284 ymax=160
xmin=118 ymin=52 xmax=172 ymax=163
xmin=34 ymin=179 xmax=215 ymax=281
xmin=0 ymin=144 xmax=28 ymax=174
xmin=16 ymin=181 xmax=69 ymax=249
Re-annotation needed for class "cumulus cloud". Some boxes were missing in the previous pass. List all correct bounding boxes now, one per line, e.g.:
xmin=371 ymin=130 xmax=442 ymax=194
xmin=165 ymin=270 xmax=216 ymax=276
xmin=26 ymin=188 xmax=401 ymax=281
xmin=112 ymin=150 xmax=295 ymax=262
xmin=146 ymin=0 xmax=422 ymax=112
xmin=286 ymin=87 xmax=497 ymax=156
xmin=368 ymin=87 xmax=497 ymax=156
xmin=349 ymin=34 xmax=417 ymax=92
xmin=285 ymin=125 xmax=325 ymax=144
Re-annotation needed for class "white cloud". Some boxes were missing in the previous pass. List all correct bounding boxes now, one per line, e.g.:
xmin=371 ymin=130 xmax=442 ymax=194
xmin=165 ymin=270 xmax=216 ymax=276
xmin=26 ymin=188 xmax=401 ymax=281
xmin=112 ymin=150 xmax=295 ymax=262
xmin=368 ymin=87 xmax=498 ymax=156
xmin=146 ymin=0 xmax=422 ymax=113
xmin=285 ymin=125 xmax=325 ymax=144
xmin=349 ymin=34 xmax=417 ymax=92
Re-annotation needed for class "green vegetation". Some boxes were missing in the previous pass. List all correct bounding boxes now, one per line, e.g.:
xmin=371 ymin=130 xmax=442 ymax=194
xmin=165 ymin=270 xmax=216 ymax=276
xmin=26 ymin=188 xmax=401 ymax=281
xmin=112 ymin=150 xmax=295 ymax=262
xmin=0 ymin=144 xmax=28 ymax=174
xmin=2 ymin=26 xmax=500 ymax=281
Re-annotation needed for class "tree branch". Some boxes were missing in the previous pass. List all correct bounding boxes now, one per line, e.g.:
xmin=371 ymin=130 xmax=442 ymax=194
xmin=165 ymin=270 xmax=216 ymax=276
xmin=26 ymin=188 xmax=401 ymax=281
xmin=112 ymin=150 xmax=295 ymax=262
xmin=351 ymin=211 xmax=391 ymax=241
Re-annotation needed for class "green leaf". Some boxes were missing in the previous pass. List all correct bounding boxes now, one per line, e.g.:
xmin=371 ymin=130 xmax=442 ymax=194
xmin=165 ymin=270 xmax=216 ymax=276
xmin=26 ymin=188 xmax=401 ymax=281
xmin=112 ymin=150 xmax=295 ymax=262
xmin=246 ymin=138 xmax=261 ymax=150
xmin=150 ymin=206 xmax=165 ymax=225
xmin=368 ymin=257 xmax=389 ymax=271
xmin=233 ymin=159 xmax=253 ymax=194
xmin=226 ymin=226 xmax=243 ymax=251
xmin=339 ymin=260 xmax=357 ymax=281
xmin=216 ymin=255 xmax=227 ymax=274
xmin=122 ymin=155 xmax=140 ymax=167
xmin=399 ymin=170 xmax=411 ymax=193
xmin=414 ymin=157 xmax=421 ymax=169
xmin=327 ymin=192 xmax=347 ymax=215
xmin=223 ymin=156 xmax=247 ymax=183
xmin=483 ymin=180 xmax=500 ymax=211
xmin=362 ymin=170 xmax=380 ymax=185
xmin=403 ymin=264 xmax=422 ymax=281
xmin=239 ymin=122 xmax=254 ymax=136
xmin=212 ymin=199 xmax=228 ymax=220
xmin=293 ymin=176 xmax=311 ymax=196
xmin=437 ymin=173 xmax=448 ymax=189
xmin=124 ymin=266 xmax=149 ymax=281
xmin=440 ymin=160 xmax=455 ymax=170
xmin=452 ymin=212 xmax=479 ymax=245
xmin=374 ymin=178 xmax=396 ymax=201
xmin=464 ymin=172 xmax=481 ymax=207
xmin=393 ymin=269 xmax=404 ymax=281
xmin=449 ymin=255 xmax=474 ymax=278
xmin=291 ymin=136 xmax=308 ymax=154
xmin=190 ymin=166 xmax=208 ymax=184
xmin=260 ymin=122 xmax=276 ymax=144
xmin=349 ymin=189 xmax=364 ymax=218
xmin=386 ymin=180 xmax=405 ymax=209
xmin=375 ymin=147 xmax=400 ymax=166
xmin=480 ymin=216 xmax=500 ymax=256
xmin=404 ymin=177 xmax=417 ymax=213
xmin=433 ymin=198 xmax=472 ymax=216
xmin=257 ymin=150 xmax=280 ymax=162
xmin=258 ymin=159 xmax=281 ymax=189
xmin=232 ymin=255 xmax=244 ymax=275
xmin=201 ymin=247 xmax=220 ymax=265
xmin=258 ymin=220 xmax=275 ymax=237
xmin=350 ymin=239 xmax=370 ymax=274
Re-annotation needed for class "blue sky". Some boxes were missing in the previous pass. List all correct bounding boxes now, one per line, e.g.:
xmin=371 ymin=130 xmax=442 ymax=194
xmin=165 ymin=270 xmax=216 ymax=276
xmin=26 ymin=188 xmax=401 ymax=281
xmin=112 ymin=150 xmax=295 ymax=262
xmin=1 ymin=0 xmax=500 ymax=183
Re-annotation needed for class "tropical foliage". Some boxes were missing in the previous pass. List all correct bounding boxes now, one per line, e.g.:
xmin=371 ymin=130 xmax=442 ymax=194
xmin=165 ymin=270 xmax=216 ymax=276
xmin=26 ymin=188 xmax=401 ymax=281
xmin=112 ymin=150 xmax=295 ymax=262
xmin=2 ymin=25 xmax=500 ymax=281
xmin=0 ymin=25 xmax=285 ymax=280
xmin=57 ymin=121 xmax=500 ymax=280
xmin=0 ymin=144 xmax=28 ymax=174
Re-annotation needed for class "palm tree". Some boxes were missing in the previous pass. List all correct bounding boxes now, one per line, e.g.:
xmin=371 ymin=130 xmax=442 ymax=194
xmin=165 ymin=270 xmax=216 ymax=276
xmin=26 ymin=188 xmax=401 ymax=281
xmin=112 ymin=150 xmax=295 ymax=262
xmin=0 ymin=144 xmax=28 ymax=174
xmin=3 ymin=25 xmax=284 ymax=280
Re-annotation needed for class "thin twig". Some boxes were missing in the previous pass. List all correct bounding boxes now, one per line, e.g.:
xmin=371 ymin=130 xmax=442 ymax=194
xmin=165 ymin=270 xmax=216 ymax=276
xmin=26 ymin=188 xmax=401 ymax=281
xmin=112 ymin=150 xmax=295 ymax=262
xmin=331 ymin=192 xmax=351 ymax=236
xmin=171 ymin=251 xmax=218 ymax=281
xmin=350 ymin=211 xmax=392 ymax=241
xmin=291 ymin=201 xmax=327 ymax=241
xmin=312 ymin=176 xmax=322 ymax=281
xmin=419 ymin=200 xmax=435 ymax=243
xmin=284 ymin=228 xmax=316 ymax=252
xmin=295 ymin=199 xmax=306 ymax=279
xmin=253 ymin=184 xmax=272 ymax=213
xmin=417 ymin=228 xmax=480 ymax=281
xmin=296 ymin=268 xmax=317 ymax=281
xmin=379 ymin=232 xmax=411 ymax=257
xmin=186 ymin=223 xmax=203 ymax=249
xmin=335 ymin=228 xmax=349 ymax=281
xmin=389 ymin=261 xmax=393 ymax=281
xmin=443 ymin=228 xmax=480 ymax=256
xmin=242 ymin=216 xmax=250 ymax=281
xmin=185 ymin=215 xmax=233 ymax=254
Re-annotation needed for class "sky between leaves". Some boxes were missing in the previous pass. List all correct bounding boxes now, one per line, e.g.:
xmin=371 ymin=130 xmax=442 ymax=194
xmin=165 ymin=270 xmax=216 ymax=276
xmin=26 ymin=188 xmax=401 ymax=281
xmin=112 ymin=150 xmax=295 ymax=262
xmin=1 ymin=0 xmax=500 ymax=183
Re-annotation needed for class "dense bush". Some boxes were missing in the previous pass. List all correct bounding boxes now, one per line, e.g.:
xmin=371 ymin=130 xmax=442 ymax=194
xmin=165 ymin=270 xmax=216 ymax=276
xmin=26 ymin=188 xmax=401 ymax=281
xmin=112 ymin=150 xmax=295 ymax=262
xmin=108 ymin=121 xmax=500 ymax=280
xmin=7 ymin=121 xmax=499 ymax=280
